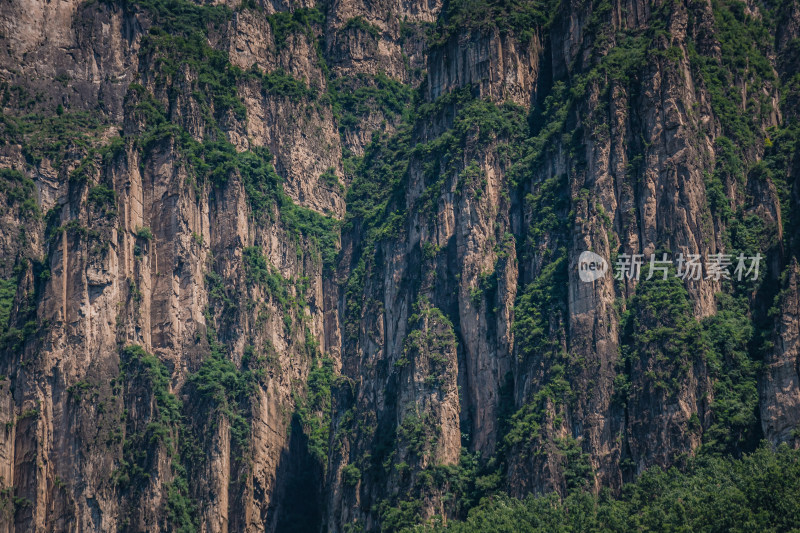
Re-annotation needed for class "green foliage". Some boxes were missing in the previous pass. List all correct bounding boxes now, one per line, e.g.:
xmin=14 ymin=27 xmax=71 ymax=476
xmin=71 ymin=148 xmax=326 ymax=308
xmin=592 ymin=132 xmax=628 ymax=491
xmin=688 ymin=0 xmax=776 ymax=148
xmin=166 ymin=475 xmax=197 ymax=533
xmin=0 ymin=278 xmax=15 ymax=337
xmin=260 ymin=67 xmax=318 ymax=101
xmin=343 ymin=258 xmax=367 ymax=340
xmin=341 ymin=16 xmax=381 ymax=38
xmin=319 ymin=167 xmax=344 ymax=191
xmin=136 ymin=226 xmax=154 ymax=240
xmin=340 ymin=78 xmax=521 ymax=348
xmin=279 ymin=198 xmax=340 ymax=269
xmin=140 ymin=29 xmax=246 ymax=121
xmin=612 ymin=262 xmax=761 ymax=454
xmin=342 ymin=84 xmax=523 ymax=357
xmin=188 ymin=328 xmax=259 ymax=450
xmin=421 ymin=241 xmax=441 ymax=260
xmin=705 ymin=136 xmax=743 ymax=220
xmin=397 ymin=298 xmax=456 ymax=380
xmin=328 ymin=73 xmax=412 ymax=133
xmin=132 ymin=82 xmax=338 ymax=268
xmin=0 ymin=259 xmax=44 ymax=352
xmin=528 ymin=32 xmax=651 ymax=168
xmin=0 ymin=111 xmax=108 ymax=168
xmin=118 ymin=0 xmax=243 ymax=187
xmin=17 ymin=408 xmax=39 ymax=421
xmin=511 ymin=173 xmax=571 ymax=400
xmin=378 ymin=498 xmax=424 ymax=532
xmin=412 ymin=445 xmax=800 ymax=532
xmin=266 ymin=8 xmax=325 ymax=49
xmin=117 ymin=0 xmax=230 ymax=37
xmin=1 ymin=492 xmax=32 ymax=516
xmin=704 ymin=132 xmax=779 ymax=275
xmin=66 ymin=380 xmax=93 ymax=402
xmin=344 ymin=124 xmax=411 ymax=241
xmin=115 ymin=344 xmax=197 ymax=533
xmin=397 ymin=411 xmax=438 ymax=457
xmin=342 ymin=86 xmax=521 ymax=328
xmin=88 ymin=184 xmax=116 ymax=210
xmin=557 ymin=437 xmax=594 ymax=492
xmin=242 ymin=246 xmax=293 ymax=309
xmin=589 ymin=34 xmax=649 ymax=85
xmin=0 ymin=169 xmax=39 ymax=218
xmin=342 ymin=463 xmax=361 ymax=486
xmin=294 ymin=356 xmax=334 ymax=466
xmin=513 ymin=253 xmax=568 ymax=358
xmin=618 ymin=267 xmax=707 ymax=395
xmin=115 ymin=345 xmax=198 ymax=533
xmin=432 ymin=0 xmax=560 ymax=45
xmin=216 ymin=144 xmax=279 ymax=202
xmin=503 ymin=361 xmax=570 ymax=448
xmin=412 ymin=93 xmax=525 ymax=212
xmin=341 ymin=123 xmax=412 ymax=335
xmin=120 ymin=345 xmax=182 ymax=426
xmin=414 ymin=91 xmax=526 ymax=157
xmin=375 ymin=449 xmax=499 ymax=532
xmin=623 ymin=270 xmax=702 ymax=351
xmin=701 ymin=294 xmax=760 ymax=454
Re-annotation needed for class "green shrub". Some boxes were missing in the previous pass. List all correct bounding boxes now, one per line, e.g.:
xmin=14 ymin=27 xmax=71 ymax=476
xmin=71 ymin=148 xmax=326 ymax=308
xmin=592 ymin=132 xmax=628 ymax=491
xmin=328 ymin=73 xmax=411 ymax=133
xmin=88 ymin=184 xmax=116 ymax=214
xmin=187 ymin=339 xmax=256 ymax=449
xmin=342 ymin=463 xmax=361 ymax=486
xmin=117 ymin=344 xmax=198 ymax=531
xmin=294 ymin=356 xmax=334 ymax=465
xmin=415 ymin=445 xmax=800 ymax=532
xmin=0 ymin=168 xmax=39 ymax=218
xmin=88 ymin=184 xmax=116 ymax=205
xmin=261 ymin=68 xmax=317 ymax=101
xmin=117 ymin=0 xmax=230 ymax=36
xmin=431 ymin=0 xmax=560 ymax=45
xmin=0 ymin=278 xmax=16 ymax=337
xmin=341 ymin=16 xmax=380 ymax=38
xmin=136 ymin=226 xmax=154 ymax=240
xmin=132 ymin=80 xmax=338 ymax=268
xmin=319 ymin=167 xmax=343 ymax=191
xmin=701 ymin=294 xmax=760 ymax=454
xmin=617 ymin=267 xmax=707 ymax=395
xmin=687 ymin=0 xmax=776 ymax=148
xmin=166 ymin=476 xmax=197 ymax=533
xmin=2 ymin=111 xmax=107 ymax=168
xmin=120 ymin=345 xmax=182 ymax=425
xmin=266 ymin=8 xmax=325 ymax=49
xmin=242 ymin=246 xmax=292 ymax=310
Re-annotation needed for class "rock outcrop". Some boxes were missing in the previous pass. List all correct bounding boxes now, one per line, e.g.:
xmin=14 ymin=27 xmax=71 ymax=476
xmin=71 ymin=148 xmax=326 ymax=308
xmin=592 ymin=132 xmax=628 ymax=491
xmin=0 ymin=0 xmax=799 ymax=531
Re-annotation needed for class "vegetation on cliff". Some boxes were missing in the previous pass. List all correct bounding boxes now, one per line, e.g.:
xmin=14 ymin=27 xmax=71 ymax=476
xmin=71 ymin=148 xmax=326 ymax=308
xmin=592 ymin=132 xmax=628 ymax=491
xmin=414 ymin=445 xmax=800 ymax=532
xmin=2 ymin=0 xmax=800 ymax=529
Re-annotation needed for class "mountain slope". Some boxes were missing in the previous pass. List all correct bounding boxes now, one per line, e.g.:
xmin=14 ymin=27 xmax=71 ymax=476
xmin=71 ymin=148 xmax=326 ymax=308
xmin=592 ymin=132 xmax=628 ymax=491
xmin=0 ymin=0 xmax=799 ymax=531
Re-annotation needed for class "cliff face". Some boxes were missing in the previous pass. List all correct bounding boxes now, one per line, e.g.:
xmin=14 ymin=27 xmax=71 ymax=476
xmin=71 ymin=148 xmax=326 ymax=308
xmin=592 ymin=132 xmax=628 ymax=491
xmin=0 ymin=0 xmax=799 ymax=531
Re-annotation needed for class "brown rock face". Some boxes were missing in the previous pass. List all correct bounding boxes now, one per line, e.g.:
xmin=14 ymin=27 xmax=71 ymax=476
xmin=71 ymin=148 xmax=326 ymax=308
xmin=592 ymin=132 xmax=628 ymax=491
xmin=1 ymin=0 xmax=799 ymax=531
xmin=761 ymin=261 xmax=800 ymax=447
